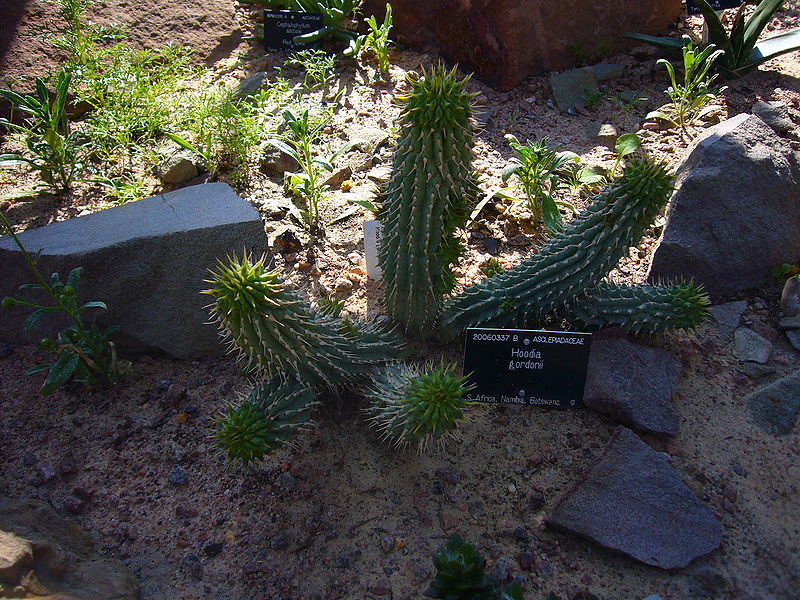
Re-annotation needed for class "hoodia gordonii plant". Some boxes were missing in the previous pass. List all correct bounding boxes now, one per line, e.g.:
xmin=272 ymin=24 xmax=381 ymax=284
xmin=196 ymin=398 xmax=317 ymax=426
xmin=204 ymin=252 xmax=401 ymax=386
xmin=363 ymin=361 xmax=474 ymax=451
xmin=563 ymin=282 xmax=710 ymax=333
xmin=438 ymin=158 xmax=675 ymax=340
xmin=378 ymin=65 xmax=479 ymax=338
xmin=213 ymin=376 xmax=318 ymax=465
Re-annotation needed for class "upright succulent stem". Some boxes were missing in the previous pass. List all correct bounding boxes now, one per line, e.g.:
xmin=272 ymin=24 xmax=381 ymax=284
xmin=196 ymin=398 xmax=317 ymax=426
xmin=378 ymin=65 xmax=479 ymax=338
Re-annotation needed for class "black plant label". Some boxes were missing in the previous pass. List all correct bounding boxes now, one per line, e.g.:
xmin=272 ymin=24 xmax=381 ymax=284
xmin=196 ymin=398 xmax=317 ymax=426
xmin=686 ymin=0 xmax=742 ymax=16
xmin=463 ymin=328 xmax=592 ymax=408
xmin=263 ymin=10 xmax=324 ymax=52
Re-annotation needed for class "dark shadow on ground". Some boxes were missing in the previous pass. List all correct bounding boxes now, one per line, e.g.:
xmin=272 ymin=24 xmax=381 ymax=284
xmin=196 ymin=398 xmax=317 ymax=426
xmin=0 ymin=0 xmax=29 ymax=65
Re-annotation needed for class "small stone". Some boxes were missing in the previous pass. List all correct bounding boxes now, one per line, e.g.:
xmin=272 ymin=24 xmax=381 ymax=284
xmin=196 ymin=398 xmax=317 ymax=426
xmin=273 ymin=471 xmax=296 ymax=491
xmin=272 ymin=226 xmax=302 ymax=254
xmin=593 ymin=63 xmax=626 ymax=81
xmin=746 ymin=370 xmax=800 ymax=435
xmin=21 ymin=454 xmax=37 ymax=467
xmin=494 ymin=557 xmax=510 ymax=582
xmin=779 ymin=316 xmax=800 ymax=330
xmin=787 ymin=330 xmax=800 ymax=352
xmin=168 ymin=465 xmax=188 ymax=485
xmin=36 ymin=463 xmax=56 ymax=483
xmin=155 ymin=149 xmax=200 ymax=184
xmin=781 ymin=276 xmax=800 ymax=317
xmin=176 ymin=505 xmax=198 ymax=519
xmin=529 ymin=490 xmax=546 ymax=511
xmin=369 ymin=579 xmax=392 ymax=595
xmin=0 ymin=530 xmax=33 ymax=584
xmin=202 ymin=542 xmax=224 ymax=557
xmin=550 ymin=67 xmax=599 ymax=111
xmin=181 ymin=552 xmax=203 ymax=580
xmin=434 ymin=467 xmax=460 ymax=484
xmin=60 ymin=496 xmax=84 ymax=514
xmin=753 ymin=101 xmax=793 ymax=134
xmin=270 ymin=533 xmax=290 ymax=550
xmin=518 ymin=551 xmax=534 ymax=571
xmin=379 ymin=535 xmax=394 ymax=554
xmin=0 ymin=343 xmax=13 ymax=358
xmin=259 ymin=146 xmax=297 ymax=175
xmin=736 ymin=362 xmax=776 ymax=379
xmin=233 ymin=71 xmax=267 ymax=100
xmin=163 ymin=384 xmax=187 ymax=407
xmin=484 ymin=237 xmax=500 ymax=255
xmin=334 ymin=277 xmax=353 ymax=292
xmin=156 ymin=379 xmax=172 ymax=391
xmin=513 ymin=527 xmax=529 ymax=543
xmin=710 ymin=301 xmax=748 ymax=336
xmin=733 ymin=328 xmax=773 ymax=363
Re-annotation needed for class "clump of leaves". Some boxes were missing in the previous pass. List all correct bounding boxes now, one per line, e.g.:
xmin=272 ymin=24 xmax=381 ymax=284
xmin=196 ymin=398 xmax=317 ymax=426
xmin=0 ymin=70 xmax=85 ymax=192
xmin=567 ymin=133 xmax=641 ymax=193
xmin=285 ymin=49 xmax=337 ymax=89
xmin=346 ymin=3 xmax=394 ymax=73
xmin=0 ymin=213 xmax=126 ymax=395
xmin=771 ymin=262 xmax=799 ymax=278
xmin=647 ymin=35 xmax=725 ymax=131
xmin=479 ymin=258 xmax=505 ymax=278
xmin=501 ymin=135 xmax=579 ymax=234
xmin=266 ymin=107 xmax=363 ymax=231
xmin=626 ymin=0 xmax=800 ymax=79
xmin=425 ymin=536 xmax=523 ymax=600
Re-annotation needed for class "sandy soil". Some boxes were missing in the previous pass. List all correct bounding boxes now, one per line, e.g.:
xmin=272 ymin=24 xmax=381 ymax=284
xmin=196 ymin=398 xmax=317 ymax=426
xmin=1 ymin=1 xmax=800 ymax=599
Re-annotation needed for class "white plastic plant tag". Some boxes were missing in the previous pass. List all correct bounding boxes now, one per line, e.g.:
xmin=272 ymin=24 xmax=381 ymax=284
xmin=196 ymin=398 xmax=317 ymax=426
xmin=363 ymin=220 xmax=383 ymax=280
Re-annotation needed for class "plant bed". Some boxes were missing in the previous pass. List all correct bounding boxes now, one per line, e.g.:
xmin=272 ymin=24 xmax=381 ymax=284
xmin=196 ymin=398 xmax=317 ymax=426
xmin=1 ymin=1 xmax=800 ymax=599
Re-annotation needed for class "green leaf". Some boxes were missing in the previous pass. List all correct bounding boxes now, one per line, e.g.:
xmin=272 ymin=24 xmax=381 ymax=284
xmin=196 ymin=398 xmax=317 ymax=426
xmin=501 ymin=163 xmax=519 ymax=182
xmin=622 ymin=32 xmax=685 ymax=50
xmin=40 ymin=351 xmax=80 ymax=395
xmin=67 ymin=267 xmax=83 ymax=297
xmin=78 ymin=300 xmax=107 ymax=312
xmin=615 ymin=133 xmax=640 ymax=157
xmin=540 ymin=192 xmax=564 ymax=235
xmin=347 ymin=197 xmax=377 ymax=212
xmin=23 ymin=309 xmax=49 ymax=332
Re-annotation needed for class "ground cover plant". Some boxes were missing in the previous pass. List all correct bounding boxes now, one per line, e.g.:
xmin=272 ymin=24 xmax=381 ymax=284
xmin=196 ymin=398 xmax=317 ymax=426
xmin=1 ymin=0 xmax=800 ymax=598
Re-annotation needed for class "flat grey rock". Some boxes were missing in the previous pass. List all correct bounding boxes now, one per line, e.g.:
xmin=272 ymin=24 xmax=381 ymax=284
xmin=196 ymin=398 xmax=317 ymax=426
xmin=583 ymin=338 xmax=680 ymax=437
xmin=733 ymin=328 xmax=773 ymax=364
xmin=549 ymin=67 xmax=599 ymax=111
xmin=746 ymin=370 xmax=800 ymax=435
xmin=781 ymin=276 xmax=800 ymax=317
xmin=0 ymin=183 xmax=268 ymax=358
xmin=787 ymin=330 xmax=800 ymax=352
xmin=779 ymin=316 xmax=800 ymax=330
xmin=547 ymin=427 xmax=721 ymax=569
xmin=593 ymin=63 xmax=626 ymax=81
xmin=709 ymin=301 xmax=747 ymax=336
xmin=233 ymin=71 xmax=267 ymax=100
xmin=753 ymin=101 xmax=793 ymax=134
xmin=154 ymin=148 xmax=202 ymax=184
xmin=648 ymin=114 xmax=800 ymax=297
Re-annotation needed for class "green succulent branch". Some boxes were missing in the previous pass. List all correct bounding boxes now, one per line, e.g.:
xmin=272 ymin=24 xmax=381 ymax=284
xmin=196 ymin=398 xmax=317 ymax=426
xmin=213 ymin=376 xmax=318 ymax=465
xmin=204 ymin=252 xmax=401 ymax=386
xmin=363 ymin=361 xmax=473 ymax=451
xmin=438 ymin=158 xmax=675 ymax=340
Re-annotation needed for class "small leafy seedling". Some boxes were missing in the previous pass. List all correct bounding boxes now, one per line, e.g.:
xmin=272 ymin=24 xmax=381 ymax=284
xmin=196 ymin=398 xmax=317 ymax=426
xmin=346 ymin=3 xmax=394 ymax=74
xmin=425 ymin=535 xmax=524 ymax=600
xmin=501 ymin=135 xmax=579 ymax=234
xmin=647 ymin=35 xmax=725 ymax=131
xmin=285 ymin=49 xmax=337 ymax=89
xmin=1 ymin=213 xmax=126 ymax=395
